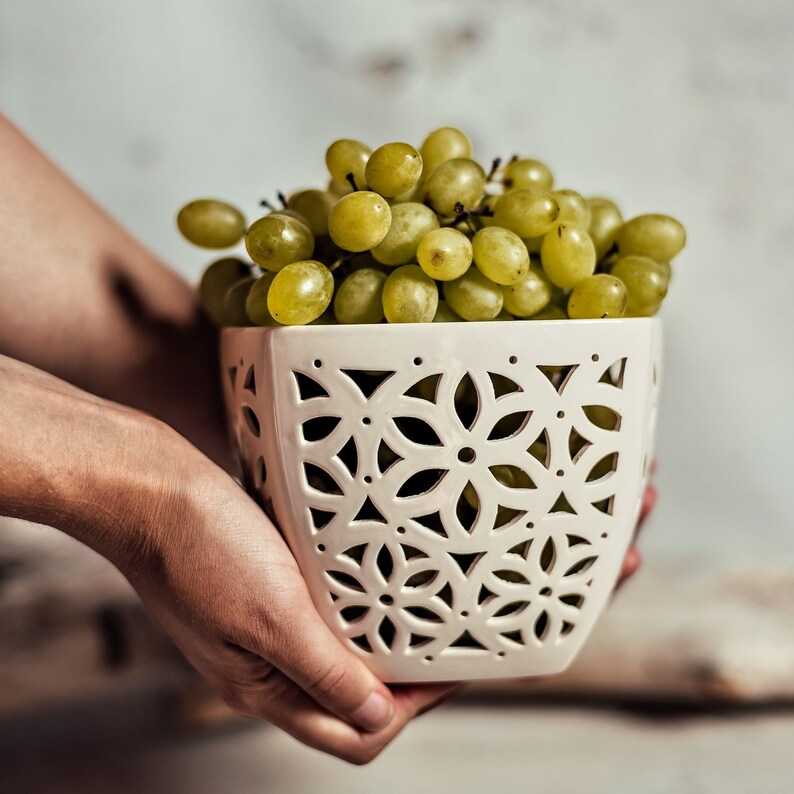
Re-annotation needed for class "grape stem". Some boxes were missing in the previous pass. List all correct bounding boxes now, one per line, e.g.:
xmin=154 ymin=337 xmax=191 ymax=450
xmin=277 ymin=191 xmax=288 ymax=209
xmin=259 ymin=199 xmax=276 ymax=211
xmin=345 ymin=172 xmax=359 ymax=192
xmin=329 ymin=252 xmax=356 ymax=272
xmin=486 ymin=157 xmax=502 ymax=182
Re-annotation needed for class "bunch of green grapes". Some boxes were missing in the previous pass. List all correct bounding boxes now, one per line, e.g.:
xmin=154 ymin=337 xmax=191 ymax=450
xmin=177 ymin=127 xmax=686 ymax=326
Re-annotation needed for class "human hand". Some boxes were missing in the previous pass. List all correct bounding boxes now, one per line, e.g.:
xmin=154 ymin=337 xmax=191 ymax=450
xmin=616 ymin=480 xmax=657 ymax=587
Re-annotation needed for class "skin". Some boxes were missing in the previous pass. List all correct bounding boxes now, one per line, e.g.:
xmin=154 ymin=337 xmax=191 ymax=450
xmin=0 ymin=114 xmax=653 ymax=763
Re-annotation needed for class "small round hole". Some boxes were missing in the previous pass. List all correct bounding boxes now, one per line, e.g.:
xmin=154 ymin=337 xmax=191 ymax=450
xmin=601 ymin=532 xmax=608 ymax=539
xmin=423 ymin=655 xmax=433 ymax=662
xmin=362 ymin=416 xmax=371 ymax=425
xmin=380 ymin=594 xmax=394 ymax=605
xmin=591 ymin=354 xmax=599 ymax=362
xmin=457 ymin=447 xmax=476 ymax=463
xmin=557 ymin=410 xmax=565 ymax=419
xmin=556 ymin=469 xmax=564 ymax=477
xmin=313 ymin=359 xmax=322 ymax=368
xmin=461 ymin=611 xmax=469 ymax=618
xmin=497 ymin=651 xmax=506 ymax=658
xmin=509 ymin=355 xmax=518 ymax=364
xmin=413 ymin=357 xmax=423 ymax=366
xmin=539 ymin=586 xmax=552 ymax=596
xmin=396 ymin=526 xmax=406 ymax=534
xmin=527 ymin=521 xmax=534 ymax=529
xmin=363 ymin=475 xmax=372 ymax=484
xmin=317 ymin=544 xmax=326 ymax=552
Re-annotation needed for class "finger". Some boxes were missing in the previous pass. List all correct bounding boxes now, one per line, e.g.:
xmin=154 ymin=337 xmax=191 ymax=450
xmin=617 ymin=546 xmax=641 ymax=587
xmin=251 ymin=589 xmax=399 ymax=733
xmin=228 ymin=671 xmax=460 ymax=765
xmin=639 ymin=482 xmax=657 ymax=523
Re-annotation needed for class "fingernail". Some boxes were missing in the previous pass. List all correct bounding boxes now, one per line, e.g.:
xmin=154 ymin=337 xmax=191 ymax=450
xmin=352 ymin=691 xmax=394 ymax=732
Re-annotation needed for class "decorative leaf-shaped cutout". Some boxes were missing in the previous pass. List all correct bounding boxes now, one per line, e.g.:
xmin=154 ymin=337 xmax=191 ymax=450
xmin=568 ymin=428 xmax=592 ymax=460
xmin=493 ymin=507 xmax=526 ymax=530
xmin=353 ymin=495 xmax=387 ymax=523
xmin=488 ymin=372 xmax=523 ymax=398
xmin=336 ymin=436 xmax=359 ymax=478
xmin=450 ymin=630 xmax=487 ymax=650
xmin=404 ymin=569 xmax=439 ymax=589
xmin=396 ymin=468 xmax=447 ymax=498
xmin=449 ymin=552 xmax=483 ymax=576
xmin=404 ymin=605 xmax=443 ymax=623
xmin=340 ymin=605 xmax=369 ymax=624
xmin=456 ymin=489 xmax=479 ymax=533
xmin=243 ymin=365 xmax=256 ymax=395
xmin=494 ymin=569 xmax=530 ymax=585
xmin=583 ymin=405 xmax=621 ymax=431
xmin=566 ymin=534 xmax=590 ymax=548
xmin=493 ymin=600 xmax=530 ymax=618
xmin=564 ymin=556 xmax=597 ymax=578
xmin=392 ymin=416 xmax=443 ymax=446
xmin=228 ymin=366 xmax=238 ymax=391
xmin=400 ymin=544 xmax=428 ymax=561
xmin=340 ymin=369 xmax=395 ymax=398
xmin=453 ymin=372 xmax=479 ymax=430
xmin=528 ymin=429 xmax=550 ymax=468
xmin=301 ymin=416 xmax=341 ymax=442
xmin=540 ymin=538 xmax=556 ymax=573
xmin=293 ymin=371 xmax=328 ymax=400
xmin=598 ymin=357 xmax=626 ymax=388
xmin=377 ymin=616 xmax=396 ymax=648
xmin=304 ymin=463 xmax=342 ymax=495
xmin=242 ymin=406 xmax=260 ymax=437
xmin=534 ymin=611 xmax=550 ymax=640
xmin=592 ymin=496 xmax=614 ymax=515
xmin=500 ymin=629 xmax=525 ymax=646
xmin=376 ymin=545 xmax=394 ymax=581
xmin=327 ymin=570 xmax=365 ymax=593
xmin=409 ymin=633 xmax=434 ymax=648
xmin=404 ymin=373 xmax=442 ymax=403
xmin=309 ymin=507 xmax=335 ymax=530
xmin=561 ymin=621 xmax=575 ymax=637
xmin=559 ymin=593 xmax=585 ymax=609
xmin=586 ymin=453 xmax=618 ymax=482
xmin=436 ymin=582 xmax=454 ymax=608
xmin=487 ymin=411 xmax=532 ymax=441
xmin=537 ymin=364 xmax=578 ymax=394
xmin=507 ymin=540 xmax=532 ymax=559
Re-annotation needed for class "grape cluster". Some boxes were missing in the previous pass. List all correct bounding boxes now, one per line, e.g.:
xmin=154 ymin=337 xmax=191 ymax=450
xmin=177 ymin=127 xmax=686 ymax=327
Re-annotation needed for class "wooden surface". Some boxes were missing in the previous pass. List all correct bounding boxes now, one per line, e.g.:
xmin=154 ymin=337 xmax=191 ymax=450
xmin=2 ymin=518 xmax=794 ymax=718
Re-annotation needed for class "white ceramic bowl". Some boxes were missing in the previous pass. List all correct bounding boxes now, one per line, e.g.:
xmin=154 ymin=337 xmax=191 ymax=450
xmin=221 ymin=319 xmax=661 ymax=682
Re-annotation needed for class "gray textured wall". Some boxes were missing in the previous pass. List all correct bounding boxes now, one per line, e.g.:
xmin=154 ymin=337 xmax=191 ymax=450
xmin=1 ymin=0 xmax=792 ymax=567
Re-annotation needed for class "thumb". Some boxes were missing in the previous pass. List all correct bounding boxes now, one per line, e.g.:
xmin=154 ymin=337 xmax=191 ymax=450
xmin=257 ymin=592 xmax=395 ymax=733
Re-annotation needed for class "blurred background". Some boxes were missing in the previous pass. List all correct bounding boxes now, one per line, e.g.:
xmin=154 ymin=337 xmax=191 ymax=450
xmin=1 ymin=0 xmax=793 ymax=791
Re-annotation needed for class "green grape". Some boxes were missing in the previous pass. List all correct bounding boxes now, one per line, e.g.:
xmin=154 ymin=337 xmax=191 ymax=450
xmin=371 ymin=203 xmax=439 ymax=265
xmin=365 ymin=142 xmax=423 ymax=197
xmin=268 ymin=208 xmax=310 ymax=225
xmin=567 ymin=274 xmax=627 ymax=319
xmin=177 ymin=199 xmax=246 ymax=249
xmin=245 ymin=272 xmax=278 ymax=326
xmin=333 ymin=267 xmax=387 ymax=324
xmin=552 ymin=189 xmax=591 ymax=227
xmin=584 ymin=404 xmax=619 ymax=431
xmin=198 ymin=258 xmax=252 ymax=326
xmin=287 ymin=189 xmax=335 ymax=237
xmin=493 ymin=188 xmax=560 ymax=238
xmin=500 ymin=267 xmax=552 ymax=316
xmin=328 ymin=178 xmax=353 ymax=198
xmin=245 ymin=214 xmax=314 ymax=271
xmin=472 ymin=227 xmax=530 ymax=285
xmin=528 ymin=304 xmax=567 ymax=320
xmin=444 ymin=268 xmax=503 ymax=321
xmin=540 ymin=222 xmax=596 ymax=289
xmin=325 ymin=139 xmax=371 ymax=190
xmin=610 ymin=255 xmax=668 ymax=316
xmin=422 ymin=158 xmax=486 ymax=217
xmin=417 ymin=227 xmax=473 ymax=280
xmin=219 ymin=277 xmax=256 ymax=326
xmin=587 ymin=197 xmax=623 ymax=260
xmin=615 ymin=214 xmax=686 ymax=261
xmin=433 ymin=299 xmax=463 ymax=322
xmin=502 ymin=158 xmax=554 ymax=191
xmin=391 ymin=181 xmax=425 ymax=205
xmin=494 ymin=309 xmax=514 ymax=321
xmin=382 ymin=265 xmax=438 ymax=323
xmin=463 ymin=465 xmax=515 ymax=509
xmin=420 ymin=127 xmax=472 ymax=174
xmin=267 ymin=260 xmax=334 ymax=325
xmin=654 ymin=259 xmax=672 ymax=285
xmin=328 ymin=191 xmax=392 ymax=252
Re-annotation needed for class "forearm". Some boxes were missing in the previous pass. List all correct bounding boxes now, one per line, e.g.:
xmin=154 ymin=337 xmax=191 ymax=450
xmin=0 ymin=115 xmax=228 ymax=464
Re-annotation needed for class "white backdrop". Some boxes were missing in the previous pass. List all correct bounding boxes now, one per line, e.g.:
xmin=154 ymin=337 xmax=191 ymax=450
xmin=1 ymin=0 xmax=792 ymax=567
